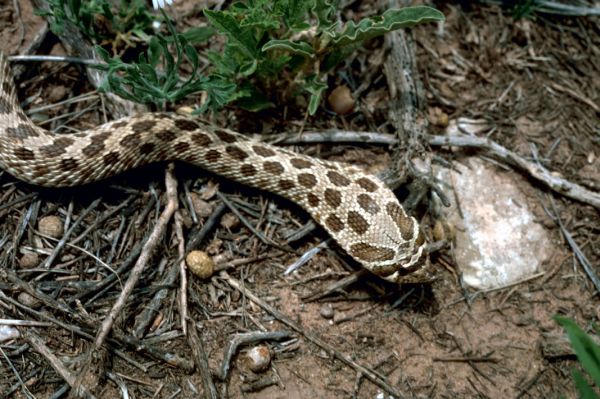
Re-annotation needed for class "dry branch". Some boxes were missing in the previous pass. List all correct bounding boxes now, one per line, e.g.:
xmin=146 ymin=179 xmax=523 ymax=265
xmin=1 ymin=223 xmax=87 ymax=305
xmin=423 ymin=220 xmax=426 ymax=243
xmin=427 ymin=134 xmax=600 ymax=209
xmin=95 ymin=166 xmax=179 ymax=347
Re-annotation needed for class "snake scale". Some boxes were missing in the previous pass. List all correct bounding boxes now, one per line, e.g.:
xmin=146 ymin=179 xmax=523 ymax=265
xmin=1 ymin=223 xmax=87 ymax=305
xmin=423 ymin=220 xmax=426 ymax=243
xmin=0 ymin=50 xmax=429 ymax=283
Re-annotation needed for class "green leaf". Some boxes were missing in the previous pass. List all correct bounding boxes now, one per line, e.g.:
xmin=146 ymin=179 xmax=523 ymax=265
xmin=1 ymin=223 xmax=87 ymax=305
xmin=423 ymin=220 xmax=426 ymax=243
xmin=262 ymin=39 xmax=314 ymax=57
xmin=555 ymin=316 xmax=600 ymax=388
xmin=204 ymin=9 xmax=259 ymax=58
xmin=304 ymin=75 xmax=327 ymax=115
xmin=275 ymin=0 xmax=313 ymax=30
xmin=239 ymin=59 xmax=258 ymax=77
xmin=312 ymin=0 xmax=337 ymax=31
xmin=572 ymin=370 xmax=600 ymax=399
xmin=238 ymin=5 xmax=281 ymax=30
xmin=330 ymin=6 xmax=444 ymax=47
xmin=147 ymin=37 xmax=163 ymax=67
xmin=180 ymin=26 xmax=214 ymax=44
xmin=199 ymin=77 xmax=240 ymax=112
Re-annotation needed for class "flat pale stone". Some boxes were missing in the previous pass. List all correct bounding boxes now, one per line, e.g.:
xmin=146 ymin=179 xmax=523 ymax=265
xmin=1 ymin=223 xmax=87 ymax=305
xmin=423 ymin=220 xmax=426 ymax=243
xmin=435 ymin=157 xmax=551 ymax=289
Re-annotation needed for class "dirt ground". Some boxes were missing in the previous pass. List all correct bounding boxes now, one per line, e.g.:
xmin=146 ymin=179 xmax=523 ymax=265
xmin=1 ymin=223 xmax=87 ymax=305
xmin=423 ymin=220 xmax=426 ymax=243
xmin=0 ymin=1 xmax=598 ymax=398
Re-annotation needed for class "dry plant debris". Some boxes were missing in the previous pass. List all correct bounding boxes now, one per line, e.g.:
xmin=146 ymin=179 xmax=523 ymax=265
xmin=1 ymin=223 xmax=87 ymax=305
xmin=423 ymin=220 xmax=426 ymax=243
xmin=0 ymin=1 xmax=598 ymax=398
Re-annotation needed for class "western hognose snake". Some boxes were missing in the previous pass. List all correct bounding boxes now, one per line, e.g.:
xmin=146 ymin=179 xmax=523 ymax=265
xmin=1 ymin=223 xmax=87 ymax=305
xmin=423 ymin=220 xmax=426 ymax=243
xmin=0 ymin=50 xmax=429 ymax=283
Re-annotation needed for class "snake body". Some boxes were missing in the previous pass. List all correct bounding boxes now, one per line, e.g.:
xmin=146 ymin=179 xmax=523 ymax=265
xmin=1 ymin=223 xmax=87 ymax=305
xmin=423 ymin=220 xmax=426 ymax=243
xmin=0 ymin=51 xmax=428 ymax=283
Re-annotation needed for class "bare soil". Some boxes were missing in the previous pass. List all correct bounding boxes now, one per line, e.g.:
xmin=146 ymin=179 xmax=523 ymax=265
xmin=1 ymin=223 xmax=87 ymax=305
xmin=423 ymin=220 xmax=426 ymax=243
xmin=0 ymin=1 xmax=598 ymax=398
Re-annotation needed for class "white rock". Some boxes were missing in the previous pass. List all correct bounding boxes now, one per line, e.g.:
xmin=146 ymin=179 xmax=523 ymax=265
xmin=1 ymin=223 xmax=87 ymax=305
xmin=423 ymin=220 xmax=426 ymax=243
xmin=434 ymin=157 xmax=551 ymax=289
xmin=0 ymin=325 xmax=19 ymax=342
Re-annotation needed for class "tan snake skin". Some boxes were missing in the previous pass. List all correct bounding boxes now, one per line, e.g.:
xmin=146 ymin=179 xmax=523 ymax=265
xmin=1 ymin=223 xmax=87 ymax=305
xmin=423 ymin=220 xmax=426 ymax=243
xmin=0 ymin=50 xmax=429 ymax=283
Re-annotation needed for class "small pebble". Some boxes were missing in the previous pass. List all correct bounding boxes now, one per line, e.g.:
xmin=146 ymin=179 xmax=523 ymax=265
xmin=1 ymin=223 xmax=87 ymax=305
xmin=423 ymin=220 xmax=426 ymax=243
xmin=47 ymin=85 xmax=68 ymax=103
xmin=176 ymin=106 xmax=194 ymax=115
xmin=328 ymin=85 xmax=355 ymax=115
xmin=18 ymin=292 xmax=41 ymax=308
xmin=428 ymin=107 xmax=449 ymax=128
xmin=186 ymin=251 xmax=215 ymax=279
xmin=189 ymin=193 xmax=214 ymax=218
xmin=220 ymin=213 xmax=240 ymax=230
xmin=319 ymin=303 xmax=334 ymax=319
xmin=245 ymin=345 xmax=271 ymax=373
xmin=19 ymin=252 xmax=39 ymax=268
xmin=38 ymin=216 xmax=63 ymax=238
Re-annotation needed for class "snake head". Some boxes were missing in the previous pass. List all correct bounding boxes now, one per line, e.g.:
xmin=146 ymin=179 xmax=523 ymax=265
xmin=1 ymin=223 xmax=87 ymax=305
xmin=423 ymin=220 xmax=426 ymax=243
xmin=370 ymin=229 xmax=434 ymax=284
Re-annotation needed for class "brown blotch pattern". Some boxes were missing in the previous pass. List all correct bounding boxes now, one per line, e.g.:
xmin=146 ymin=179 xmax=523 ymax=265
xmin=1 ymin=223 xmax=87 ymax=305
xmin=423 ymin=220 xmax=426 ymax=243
xmin=81 ymin=132 xmax=111 ymax=157
xmin=1 ymin=81 xmax=12 ymax=96
xmin=225 ymin=145 xmax=249 ymax=161
xmin=297 ymin=173 xmax=317 ymax=188
xmin=156 ymin=129 xmax=177 ymax=142
xmin=307 ymin=193 xmax=320 ymax=207
xmin=347 ymin=211 xmax=369 ymax=235
xmin=386 ymin=202 xmax=414 ymax=241
xmin=40 ymin=137 xmax=75 ymax=158
xmin=0 ymin=96 xmax=13 ymax=114
xmin=139 ymin=142 xmax=156 ymax=155
xmin=290 ymin=158 xmax=313 ymax=169
xmin=173 ymin=142 xmax=190 ymax=154
xmin=215 ymin=129 xmax=238 ymax=143
xmin=120 ymin=132 xmax=142 ymax=148
xmin=14 ymin=147 xmax=35 ymax=160
xmin=7 ymin=124 xmax=39 ymax=139
xmin=325 ymin=214 xmax=344 ymax=233
xmin=324 ymin=188 xmax=342 ymax=209
xmin=131 ymin=120 xmax=157 ymax=133
xmin=16 ymin=111 xmax=29 ymax=121
xmin=240 ymin=164 xmax=257 ymax=177
xmin=60 ymin=158 xmax=79 ymax=170
xmin=174 ymin=119 xmax=199 ymax=131
xmin=356 ymin=177 xmax=378 ymax=192
xmin=357 ymin=193 xmax=380 ymax=215
xmin=103 ymin=151 xmax=120 ymax=166
xmin=253 ymin=145 xmax=276 ymax=157
xmin=349 ymin=243 xmax=395 ymax=262
xmin=191 ymin=132 xmax=211 ymax=146
xmin=35 ymin=165 xmax=50 ymax=177
xmin=278 ymin=179 xmax=295 ymax=191
xmin=327 ymin=170 xmax=351 ymax=187
xmin=205 ymin=149 xmax=221 ymax=163
xmin=263 ymin=161 xmax=284 ymax=175
xmin=111 ymin=120 xmax=129 ymax=129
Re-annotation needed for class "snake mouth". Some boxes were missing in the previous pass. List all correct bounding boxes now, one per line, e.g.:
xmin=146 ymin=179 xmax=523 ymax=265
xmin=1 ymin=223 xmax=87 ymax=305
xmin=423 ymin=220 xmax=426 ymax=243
xmin=372 ymin=252 xmax=426 ymax=278
xmin=370 ymin=232 xmax=429 ymax=281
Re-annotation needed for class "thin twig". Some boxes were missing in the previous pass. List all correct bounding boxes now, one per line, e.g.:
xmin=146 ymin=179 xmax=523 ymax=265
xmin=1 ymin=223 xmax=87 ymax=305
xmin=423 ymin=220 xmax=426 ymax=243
xmin=95 ymin=166 xmax=179 ymax=347
xmin=24 ymin=329 xmax=96 ymax=399
xmin=427 ymin=134 xmax=600 ymax=209
xmin=174 ymin=211 xmax=188 ymax=335
xmin=187 ymin=324 xmax=218 ymax=399
xmin=544 ymin=197 xmax=600 ymax=292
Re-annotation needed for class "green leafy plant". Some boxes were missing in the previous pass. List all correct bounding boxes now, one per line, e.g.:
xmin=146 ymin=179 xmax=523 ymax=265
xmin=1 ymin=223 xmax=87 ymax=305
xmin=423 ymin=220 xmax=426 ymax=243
xmin=39 ymin=0 xmax=158 ymax=46
xmin=95 ymin=11 xmax=214 ymax=108
xmin=203 ymin=1 xmax=444 ymax=114
xmin=555 ymin=315 xmax=600 ymax=398
xmin=90 ymin=1 xmax=443 ymax=113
